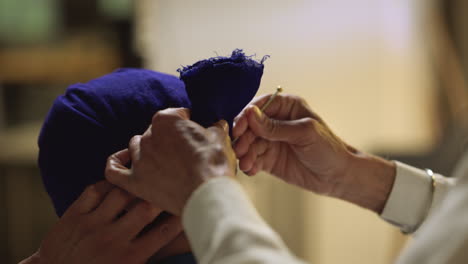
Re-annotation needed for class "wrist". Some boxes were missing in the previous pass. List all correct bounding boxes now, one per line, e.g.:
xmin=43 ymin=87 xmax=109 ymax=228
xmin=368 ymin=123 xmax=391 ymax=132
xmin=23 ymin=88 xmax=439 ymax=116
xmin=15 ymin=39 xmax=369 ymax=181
xmin=179 ymin=166 xmax=235 ymax=214
xmin=334 ymin=152 xmax=396 ymax=214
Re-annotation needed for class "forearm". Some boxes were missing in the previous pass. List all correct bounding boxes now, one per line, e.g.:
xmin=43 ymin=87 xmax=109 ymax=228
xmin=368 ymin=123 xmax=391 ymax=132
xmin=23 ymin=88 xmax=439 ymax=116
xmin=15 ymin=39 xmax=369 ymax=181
xmin=334 ymin=151 xmax=396 ymax=214
xmin=335 ymin=150 xmax=456 ymax=233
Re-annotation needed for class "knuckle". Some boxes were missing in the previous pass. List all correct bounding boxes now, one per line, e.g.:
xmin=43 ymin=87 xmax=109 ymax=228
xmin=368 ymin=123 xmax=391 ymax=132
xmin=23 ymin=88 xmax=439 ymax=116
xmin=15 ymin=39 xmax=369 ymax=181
xmin=154 ymin=108 xmax=183 ymax=122
xmin=301 ymin=118 xmax=320 ymax=142
xmin=302 ymin=117 xmax=317 ymax=130
xmin=156 ymin=222 xmax=175 ymax=243
xmin=129 ymin=135 xmax=140 ymax=146
xmin=233 ymin=114 xmax=242 ymax=123
xmin=98 ymin=228 xmax=116 ymax=244
xmin=135 ymin=202 xmax=158 ymax=222
xmin=140 ymin=133 xmax=150 ymax=144
xmin=152 ymin=111 xmax=166 ymax=123
xmin=266 ymin=118 xmax=279 ymax=134
xmin=298 ymin=97 xmax=308 ymax=107
xmin=76 ymin=217 xmax=94 ymax=234
xmin=124 ymin=246 xmax=142 ymax=262
xmin=113 ymin=188 xmax=130 ymax=202
xmin=246 ymin=130 xmax=255 ymax=143
xmin=104 ymin=163 xmax=114 ymax=177
xmin=106 ymin=155 xmax=114 ymax=166
xmin=290 ymin=94 xmax=302 ymax=101
xmin=289 ymin=95 xmax=307 ymax=108
xmin=84 ymin=185 xmax=100 ymax=200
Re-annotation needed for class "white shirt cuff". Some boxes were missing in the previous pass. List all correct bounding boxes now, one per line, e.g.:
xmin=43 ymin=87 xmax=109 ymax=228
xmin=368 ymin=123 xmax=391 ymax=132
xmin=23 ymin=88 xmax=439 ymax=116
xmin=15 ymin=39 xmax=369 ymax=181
xmin=380 ymin=161 xmax=433 ymax=233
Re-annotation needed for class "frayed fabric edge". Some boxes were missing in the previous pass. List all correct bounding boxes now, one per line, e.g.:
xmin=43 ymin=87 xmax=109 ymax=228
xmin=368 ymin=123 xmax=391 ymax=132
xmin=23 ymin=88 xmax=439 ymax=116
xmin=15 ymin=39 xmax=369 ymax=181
xmin=177 ymin=49 xmax=269 ymax=75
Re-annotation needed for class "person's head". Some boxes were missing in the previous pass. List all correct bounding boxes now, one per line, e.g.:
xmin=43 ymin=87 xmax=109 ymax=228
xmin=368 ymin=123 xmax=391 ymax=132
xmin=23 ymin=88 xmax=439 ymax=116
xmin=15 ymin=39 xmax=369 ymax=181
xmin=38 ymin=68 xmax=195 ymax=262
xmin=38 ymin=50 xmax=266 ymax=263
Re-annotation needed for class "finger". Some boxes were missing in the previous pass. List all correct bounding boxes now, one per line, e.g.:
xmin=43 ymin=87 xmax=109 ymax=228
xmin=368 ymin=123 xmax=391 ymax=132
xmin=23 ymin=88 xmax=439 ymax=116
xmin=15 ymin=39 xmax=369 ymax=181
xmin=207 ymin=120 xmax=230 ymax=144
xmin=249 ymin=94 xmax=314 ymax=120
xmin=239 ymin=142 xmax=258 ymax=172
xmin=94 ymin=181 xmax=114 ymax=195
xmin=213 ymin=119 xmax=229 ymax=134
xmin=116 ymin=200 xmax=162 ymax=239
xmin=233 ymin=112 xmax=248 ymax=139
xmin=247 ymin=106 xmax=313 ymax=144
xmin=232 ymin=94 xmax=275 ymax=134
xmin=129 ymin=135 xmax=142 ymax=161
xmin=152 ymin=108 xmax=191 ymax=125
xmin=248 ymin=93 xmax=272 ymax=108
xmin=132 ymin=215 xmax=183 ymax=257
xmin=248 ymin=94 xmax=280 ymax=117
xmin=246 ymin=155 xmax=264 ymax=176
xmin=234 ymin=129 xmax=256 ymax=158
xmin=65 ymin=181 xmax=114 ymax=216
xmin=252 ymin=138 xmax=269 ymax=156
xmin=239 ymin=138 xmax=268 ymax=173
xmin=91 ymin=188 xmax=135 ymax=223
xmin=105 ymin=149 xmax=134 ymax=194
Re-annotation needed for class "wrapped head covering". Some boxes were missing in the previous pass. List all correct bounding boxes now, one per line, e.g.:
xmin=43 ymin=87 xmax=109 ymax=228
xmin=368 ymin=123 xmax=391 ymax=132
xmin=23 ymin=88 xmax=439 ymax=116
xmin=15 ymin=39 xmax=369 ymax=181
xmin=39 ymin=49 xmax=266 ymax=217
xmin=38 ymin=68 xmax=191 ymax=216
xmin=179 ymin=49 xmax=268 ymax=129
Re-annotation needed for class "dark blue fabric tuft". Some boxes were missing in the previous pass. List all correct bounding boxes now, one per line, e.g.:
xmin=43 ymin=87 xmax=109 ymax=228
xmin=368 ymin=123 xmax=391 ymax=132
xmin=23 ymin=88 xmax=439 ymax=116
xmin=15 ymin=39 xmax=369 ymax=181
xmin=179 ymin=49 xmax=267 ymax=129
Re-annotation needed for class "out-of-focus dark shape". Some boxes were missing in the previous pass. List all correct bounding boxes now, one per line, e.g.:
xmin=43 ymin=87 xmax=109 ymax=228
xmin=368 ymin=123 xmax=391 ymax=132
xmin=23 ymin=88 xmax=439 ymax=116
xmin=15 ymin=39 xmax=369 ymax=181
xmin=0 ymin=1 xmax=139 ymax=264
xmin=379 ymin=0 xmax=468 ymax=176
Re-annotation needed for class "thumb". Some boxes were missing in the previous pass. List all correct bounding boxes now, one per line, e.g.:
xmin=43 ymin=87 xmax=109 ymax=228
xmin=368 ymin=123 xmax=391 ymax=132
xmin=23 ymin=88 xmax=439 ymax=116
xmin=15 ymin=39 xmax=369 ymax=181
xmin=247 ymin=105 xmax=311 ymax=144
xmin=105 ymin=149 xmax=134 ymax=193
xmin=213 ymin=119 xmax=229 ymax=134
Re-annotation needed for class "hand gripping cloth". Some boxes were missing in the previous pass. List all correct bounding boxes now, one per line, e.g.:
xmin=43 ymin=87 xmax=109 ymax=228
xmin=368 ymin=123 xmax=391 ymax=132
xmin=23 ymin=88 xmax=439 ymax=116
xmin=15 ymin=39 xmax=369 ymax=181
xmin=39 ymin=50 xmax=266 ymax=216
xmin=179 ymin=49 xmax=267 ymax=129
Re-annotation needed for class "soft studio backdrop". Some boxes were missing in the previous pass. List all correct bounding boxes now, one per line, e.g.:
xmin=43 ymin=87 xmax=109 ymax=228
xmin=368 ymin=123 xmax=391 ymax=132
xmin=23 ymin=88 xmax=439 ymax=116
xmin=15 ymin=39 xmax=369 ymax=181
xmin=136 ymin=0 xmax=436 ymax=263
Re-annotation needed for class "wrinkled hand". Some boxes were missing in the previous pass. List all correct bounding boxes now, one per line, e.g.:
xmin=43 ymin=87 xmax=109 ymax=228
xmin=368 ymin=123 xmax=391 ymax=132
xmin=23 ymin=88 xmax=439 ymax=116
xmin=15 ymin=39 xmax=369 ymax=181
xmin=233 ymin=94 xmax=396 ymax=213
xmin=233 ymin=94 xmax=356 ymax=196
xmin=105 ymin=108 xmax=237 ymax=215
xmin=20 ymin=181 xmax=183 ymax=264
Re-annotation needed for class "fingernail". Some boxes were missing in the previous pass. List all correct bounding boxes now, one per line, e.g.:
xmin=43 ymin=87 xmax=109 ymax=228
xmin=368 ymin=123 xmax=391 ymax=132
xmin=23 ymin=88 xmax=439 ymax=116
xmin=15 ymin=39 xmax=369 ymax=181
xmin=216 ymin=120 xmax=229 ymax=132
xmin=252 ymin=106 xmax=263 ymax=122
xmin=220 ymin=120 xmax=229 ymax=131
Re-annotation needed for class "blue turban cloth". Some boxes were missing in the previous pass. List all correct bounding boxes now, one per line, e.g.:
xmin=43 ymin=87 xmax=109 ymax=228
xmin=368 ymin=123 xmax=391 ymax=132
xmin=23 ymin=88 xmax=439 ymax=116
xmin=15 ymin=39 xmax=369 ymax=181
xmin=179 ymin=49 xmax=268 ymax=129
xmin=38 ymin=50 xmax=265 ymax=263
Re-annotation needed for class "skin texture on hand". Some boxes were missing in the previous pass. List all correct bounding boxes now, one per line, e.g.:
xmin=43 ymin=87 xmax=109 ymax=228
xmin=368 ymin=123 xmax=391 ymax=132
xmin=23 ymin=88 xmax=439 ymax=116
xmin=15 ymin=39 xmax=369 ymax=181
xmin=19 ymin=181 xmax=183 ymax=264
xmin=233 ymin=94 xmax=396 ymax=213
xmin=105 ymin=108 xmax=237 ymax=216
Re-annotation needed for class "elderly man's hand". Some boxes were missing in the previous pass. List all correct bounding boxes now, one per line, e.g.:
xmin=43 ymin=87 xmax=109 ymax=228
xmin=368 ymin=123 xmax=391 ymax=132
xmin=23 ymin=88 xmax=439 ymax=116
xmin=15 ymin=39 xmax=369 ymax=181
xmin=20 ymin=181 xmax=183 ymax=264
xmin=233 ymin=94 xmax=396 ymax=213
xmin=233 ymin=94 xmax=355 ymax=195
xmin=105 ymin=108 xmax=237 ymax=215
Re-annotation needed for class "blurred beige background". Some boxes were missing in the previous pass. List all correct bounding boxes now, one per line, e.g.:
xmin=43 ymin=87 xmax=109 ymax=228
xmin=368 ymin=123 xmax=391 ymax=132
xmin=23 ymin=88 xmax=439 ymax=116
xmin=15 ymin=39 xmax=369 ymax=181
xmin=2 ymin=0 xmax=468 ymax=263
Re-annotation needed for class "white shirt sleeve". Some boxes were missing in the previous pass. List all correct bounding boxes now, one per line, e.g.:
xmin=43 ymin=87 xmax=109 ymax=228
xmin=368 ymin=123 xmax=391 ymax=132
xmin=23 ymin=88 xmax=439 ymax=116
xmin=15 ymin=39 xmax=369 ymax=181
xmin=380 ymin=161 xmax=455 ymax=233
xmin=182 ymin=177 xmax=307 ymax=264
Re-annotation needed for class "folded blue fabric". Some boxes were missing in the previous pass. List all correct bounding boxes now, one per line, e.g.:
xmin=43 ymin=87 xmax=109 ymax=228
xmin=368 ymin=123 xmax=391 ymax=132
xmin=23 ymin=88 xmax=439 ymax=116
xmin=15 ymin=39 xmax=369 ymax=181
xmin=179 ymin=49 xmax=267 ymax=129
xmin=38 ymin=68 xmax=192 ymax=216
